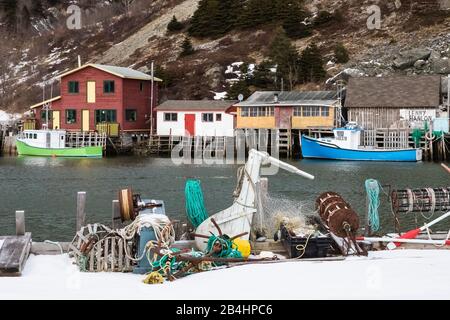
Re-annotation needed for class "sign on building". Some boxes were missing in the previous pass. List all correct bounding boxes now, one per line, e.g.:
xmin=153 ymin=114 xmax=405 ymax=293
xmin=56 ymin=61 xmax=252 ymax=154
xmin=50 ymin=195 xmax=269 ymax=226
xmin=399 ymin=109 xmax=436 ymax=128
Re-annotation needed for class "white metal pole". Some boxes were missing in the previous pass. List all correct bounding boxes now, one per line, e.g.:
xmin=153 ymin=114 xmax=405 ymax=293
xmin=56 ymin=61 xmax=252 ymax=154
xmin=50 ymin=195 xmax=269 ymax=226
xmin=447 ymin=74 xmax=449 ymax=115
xmin=150 ymin=61 xmax=155 ymax=136
xmin=358 ymin=237 xmax=450 ymax=246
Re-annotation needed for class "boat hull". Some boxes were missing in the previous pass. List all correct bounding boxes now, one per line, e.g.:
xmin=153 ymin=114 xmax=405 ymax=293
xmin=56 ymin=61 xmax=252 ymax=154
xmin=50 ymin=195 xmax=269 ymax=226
xmin=16 ymin=140 xmax=103 ymax=158
xmin=301 ymin=135 xmax=421 ymax=162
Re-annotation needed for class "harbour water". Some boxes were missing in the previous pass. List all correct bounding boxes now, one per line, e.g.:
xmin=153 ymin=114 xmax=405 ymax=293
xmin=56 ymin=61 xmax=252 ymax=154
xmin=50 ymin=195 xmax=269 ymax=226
xmin=0 ymin=155 xmax=448 ymax=241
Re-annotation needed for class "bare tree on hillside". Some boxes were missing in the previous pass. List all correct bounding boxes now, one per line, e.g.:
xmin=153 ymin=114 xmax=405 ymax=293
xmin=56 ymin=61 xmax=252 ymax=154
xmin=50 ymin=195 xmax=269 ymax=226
xmin=0 ymin=41 xmax=11 ymax=107
xmin=121 ymin=0 xmax=135 ymax=14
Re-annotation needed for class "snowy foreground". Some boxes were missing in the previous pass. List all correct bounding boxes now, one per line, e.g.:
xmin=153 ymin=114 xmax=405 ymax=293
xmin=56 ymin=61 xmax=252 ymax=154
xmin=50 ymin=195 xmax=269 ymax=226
xmin=1 ymin=250 xmax=450 ymax=300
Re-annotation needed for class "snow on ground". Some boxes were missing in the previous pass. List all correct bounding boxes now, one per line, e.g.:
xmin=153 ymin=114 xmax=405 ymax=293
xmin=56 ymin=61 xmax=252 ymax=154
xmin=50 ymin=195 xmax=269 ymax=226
xmin=213 ymin=92 xmax=228 ymax=100
xmin=1 ymin=250 xmax=450 ymax=300
xmin=0 ymin=110 xmax=21 ymax=124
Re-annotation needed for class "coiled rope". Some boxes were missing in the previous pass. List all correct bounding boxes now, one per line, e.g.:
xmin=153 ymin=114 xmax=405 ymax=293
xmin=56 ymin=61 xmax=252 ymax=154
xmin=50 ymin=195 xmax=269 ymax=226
xmin=119 ymin=214 xmax=175 ymax=262
xmin=206 ymin=235 xmax=243 ymax=259
xmin=365 ymin=179 xmax=381 ymax=233
xmin=185 ymin=179 xmax=209 ymax=228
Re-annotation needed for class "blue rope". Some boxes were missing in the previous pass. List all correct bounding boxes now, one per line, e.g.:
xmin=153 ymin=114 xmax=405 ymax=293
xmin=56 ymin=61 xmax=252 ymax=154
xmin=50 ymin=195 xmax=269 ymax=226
xmin=365 ymin=179 xmax=381 ymax=232
xmin=185 ymin=179 xmax=209 ymax=228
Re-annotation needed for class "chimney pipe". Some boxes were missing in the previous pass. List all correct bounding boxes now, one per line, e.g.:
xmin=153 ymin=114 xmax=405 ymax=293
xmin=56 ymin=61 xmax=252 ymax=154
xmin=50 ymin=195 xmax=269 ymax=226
xmin=273 ymin=93 xmax=279 ymax=103
xmin=78 ymin=55 xmax=82 ymax=68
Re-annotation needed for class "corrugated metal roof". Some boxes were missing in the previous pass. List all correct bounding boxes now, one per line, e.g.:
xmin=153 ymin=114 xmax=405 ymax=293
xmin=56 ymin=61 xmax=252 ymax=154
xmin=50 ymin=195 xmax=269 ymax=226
xmin=156 ymin=100 xmax=238 ymax=111
xmin=235 ymin=91 xmax=339 ymax=107
xmin=58 ymin=64 xmax=163 ymax=81
xmin=345 ymin=75 xmax=441 ymax=108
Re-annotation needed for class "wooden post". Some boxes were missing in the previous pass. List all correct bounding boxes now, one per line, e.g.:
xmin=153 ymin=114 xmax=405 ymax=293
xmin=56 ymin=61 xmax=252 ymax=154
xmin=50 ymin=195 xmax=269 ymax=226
xmin=76 ymin=192 xmax=87 ymax=232
xmin=15 ymin=210 xmax=25 ymax=236
xmin=253 ymin=178 xmax=269 ymax=241
xmin=112 ymin=199 xmax=120 ymax=228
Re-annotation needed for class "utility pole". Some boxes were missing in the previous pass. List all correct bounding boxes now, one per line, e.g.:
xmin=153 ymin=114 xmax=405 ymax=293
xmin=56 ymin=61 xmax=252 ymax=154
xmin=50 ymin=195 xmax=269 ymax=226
xmin=447 ymin=74 xmax=449 ymax=116
xmin=150 ymin=61 xmax=155 ymax=136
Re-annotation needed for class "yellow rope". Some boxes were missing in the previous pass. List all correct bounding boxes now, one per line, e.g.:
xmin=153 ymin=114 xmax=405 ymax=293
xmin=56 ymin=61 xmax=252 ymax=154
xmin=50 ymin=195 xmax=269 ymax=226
xmin=295 ymin=233 xmax=313 ymax=259
xmin=143 ymin=272 xmax=164 ymax=285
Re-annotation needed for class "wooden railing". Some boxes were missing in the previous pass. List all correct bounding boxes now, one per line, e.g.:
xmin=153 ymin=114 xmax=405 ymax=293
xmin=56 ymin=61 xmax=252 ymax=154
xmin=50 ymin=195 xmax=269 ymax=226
xmin=66 ymin=131 xmax=107 ymax=148
xmin=96 ymin=123 xmax=120 ymax=137
xmin=362 ymin=129 xmax=413 ymax=149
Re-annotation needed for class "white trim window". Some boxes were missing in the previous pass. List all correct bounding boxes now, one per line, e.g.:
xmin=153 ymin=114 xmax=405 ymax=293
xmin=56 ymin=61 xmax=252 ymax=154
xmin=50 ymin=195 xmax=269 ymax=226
xmin=164 ymin=113 xmax=178 ymax=122
xmin=202 ymin=113 xmax=214 ymax=122
xmin=302 ymin=106 xmax=321 ymax=117
xmin=294 ymin=106 xmax=330 ymax=117
xmin=241 ymin=107 xmax=274 ymax=117
xmin=321 ymin=106 xmax=330 ymax=117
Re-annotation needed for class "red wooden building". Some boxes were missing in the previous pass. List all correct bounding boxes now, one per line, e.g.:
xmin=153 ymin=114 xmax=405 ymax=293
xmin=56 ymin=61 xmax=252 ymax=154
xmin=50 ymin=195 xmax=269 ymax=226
xmin=30 ymin=64 xmax=161 ymax=135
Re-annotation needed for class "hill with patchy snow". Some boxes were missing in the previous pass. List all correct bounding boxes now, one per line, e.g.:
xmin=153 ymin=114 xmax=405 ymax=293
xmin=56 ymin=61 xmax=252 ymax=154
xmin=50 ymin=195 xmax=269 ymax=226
xmin=0 ymin=0 xmax=449 ymax=115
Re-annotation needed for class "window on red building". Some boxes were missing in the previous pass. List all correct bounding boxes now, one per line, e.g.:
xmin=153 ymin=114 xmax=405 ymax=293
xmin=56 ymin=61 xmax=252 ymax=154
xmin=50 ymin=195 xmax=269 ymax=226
xmin=126 ymin=109 xmax=137 ymax=122
xmin=95 ymin=110 xmax=117 ymax=123
xmin=68 ymin=81 xmax=79 ymax=94
xmin=66 ymin=109 xmax=77 ymax=124
xmin=104 ymin=81 xmax=115 ymax=94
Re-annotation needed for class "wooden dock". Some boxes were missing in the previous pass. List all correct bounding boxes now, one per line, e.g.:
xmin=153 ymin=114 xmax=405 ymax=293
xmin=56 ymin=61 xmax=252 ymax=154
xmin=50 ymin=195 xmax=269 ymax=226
xmin=0 ymin=211 xmax=32 ymax=276
xmin=0 ymin=233 xmax=32 ymax=276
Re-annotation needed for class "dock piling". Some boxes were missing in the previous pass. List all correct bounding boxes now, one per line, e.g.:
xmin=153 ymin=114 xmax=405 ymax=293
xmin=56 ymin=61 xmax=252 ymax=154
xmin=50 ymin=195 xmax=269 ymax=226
xmin=112 ymin=199 xmax=120 ymax=228
xmin=15 ymin=210 xmax=25 ymax=236
xmin=76 ymin=191 xmax=87 ymax=232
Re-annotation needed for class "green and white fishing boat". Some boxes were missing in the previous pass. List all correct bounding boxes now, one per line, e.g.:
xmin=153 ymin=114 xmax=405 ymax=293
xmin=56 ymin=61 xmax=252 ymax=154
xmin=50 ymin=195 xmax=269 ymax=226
xmin=16 ymin=129 xmax=105 ymax=158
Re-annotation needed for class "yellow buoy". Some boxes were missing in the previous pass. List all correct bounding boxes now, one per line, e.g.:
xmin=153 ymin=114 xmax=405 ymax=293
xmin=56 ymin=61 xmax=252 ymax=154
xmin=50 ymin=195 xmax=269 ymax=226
xmin=232 ymin=238 xmax=251 ymax=258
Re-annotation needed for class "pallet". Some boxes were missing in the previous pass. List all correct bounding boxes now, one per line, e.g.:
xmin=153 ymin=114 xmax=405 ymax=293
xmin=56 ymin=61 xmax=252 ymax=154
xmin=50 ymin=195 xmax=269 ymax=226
xmin=0 ymin=232 xmax=32 ymax=277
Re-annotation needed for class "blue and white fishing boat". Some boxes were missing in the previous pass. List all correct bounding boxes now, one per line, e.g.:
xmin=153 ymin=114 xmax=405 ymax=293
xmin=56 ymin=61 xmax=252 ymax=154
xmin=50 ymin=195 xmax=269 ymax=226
xmin=301 ymin=123 xmax=422 ymax=162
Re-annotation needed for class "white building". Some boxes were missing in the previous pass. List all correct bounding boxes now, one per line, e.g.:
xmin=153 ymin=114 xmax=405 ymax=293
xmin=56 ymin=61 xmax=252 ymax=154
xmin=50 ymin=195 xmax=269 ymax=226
xmin=156 ymin=100 xmax=237 ymax=137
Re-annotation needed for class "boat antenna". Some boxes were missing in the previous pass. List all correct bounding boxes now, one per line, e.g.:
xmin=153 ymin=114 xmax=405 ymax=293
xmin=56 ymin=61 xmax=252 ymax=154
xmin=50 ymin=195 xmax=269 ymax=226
xmin=43 ymin=84 xmax=48 ymax=130
xmin=447 ymin=74 xmax=449 ymax=114
xmin=336 ymin=80 xmax=345 ymax=127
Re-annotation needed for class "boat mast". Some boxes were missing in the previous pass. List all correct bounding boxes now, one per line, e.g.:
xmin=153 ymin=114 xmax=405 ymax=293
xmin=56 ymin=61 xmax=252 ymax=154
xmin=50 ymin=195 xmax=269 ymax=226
xmin=42 ymin=82 xmax=53 ymax=130
xmin=336 ymin=80 xmax=345 ymax=127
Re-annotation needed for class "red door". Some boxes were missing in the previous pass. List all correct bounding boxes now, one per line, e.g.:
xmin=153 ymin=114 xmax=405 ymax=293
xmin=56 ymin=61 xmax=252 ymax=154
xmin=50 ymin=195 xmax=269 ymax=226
xmin=277 ymin=107 xmax=292 ymax=129
xmin=184 ymin=114 xmax=195 ymax=136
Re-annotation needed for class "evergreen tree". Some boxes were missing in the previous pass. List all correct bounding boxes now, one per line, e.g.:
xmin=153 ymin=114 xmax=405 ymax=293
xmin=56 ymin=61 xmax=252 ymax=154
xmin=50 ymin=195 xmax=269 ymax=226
xmin=239 ymin=0 xmax=275 ymax=29
xmin=167 ymin=15 xmax=183 ymax=32
xmin=299 ymin=43 xmax=326 ymax=83
xmin=179 ymin=37 xmax=195 ymax=57
xmin=189 ymin=0 xmax=242 ymax=38
xmin=3 ymin=0 xmax=18 ymax=33
xmin=268 ymin=29 xmax=300 ymax=90
xmin=282 ymin=4 xmax=311 ymax=39
xmin=188 ymin=0 xmax=219 ymax=38
xmin=19 ymin=6 xmax=31 ymax=33
xmin=154 ymin=65 xmax=174 ymax=88
xmin=248 ymin=61 xmax=277 ymax=89
xmin=334 ymin=43 xmax=349 ymax=64
xmin=226 ymin=79 xmax=251 ymax=100
xmin=314 ymin=10 xmax=334 ymax=26
xmin=30 ymin=1 xmax=45 ymax=16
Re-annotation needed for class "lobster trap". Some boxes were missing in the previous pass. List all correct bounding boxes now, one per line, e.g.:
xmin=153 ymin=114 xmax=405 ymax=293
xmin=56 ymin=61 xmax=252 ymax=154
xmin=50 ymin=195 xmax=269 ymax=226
xmin=391 ymin=187 xmax=450 ymax=215
xmin=68 ymin=224 xmax=135 ymax=273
